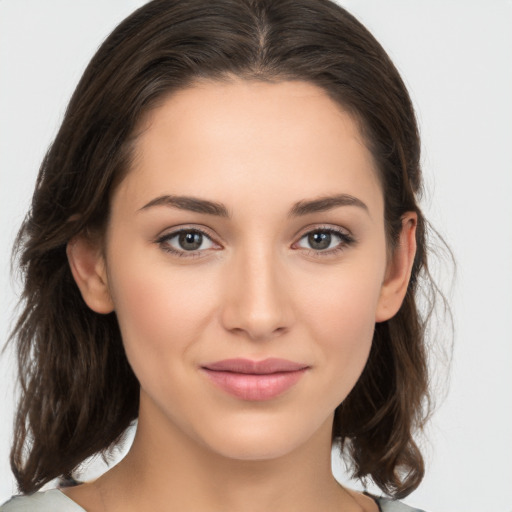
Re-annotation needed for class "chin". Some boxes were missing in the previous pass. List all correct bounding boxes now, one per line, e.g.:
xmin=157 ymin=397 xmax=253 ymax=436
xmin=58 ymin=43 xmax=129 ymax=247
xmin=206 ymin=434 xmax=305 ymax=462
xmin=193 ymin=411 xmax=333 ymax=462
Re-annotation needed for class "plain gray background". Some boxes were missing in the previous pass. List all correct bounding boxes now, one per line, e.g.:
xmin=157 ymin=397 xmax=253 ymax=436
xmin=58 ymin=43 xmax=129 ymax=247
xmin=1 ymin=2 xmax=511 ymax=511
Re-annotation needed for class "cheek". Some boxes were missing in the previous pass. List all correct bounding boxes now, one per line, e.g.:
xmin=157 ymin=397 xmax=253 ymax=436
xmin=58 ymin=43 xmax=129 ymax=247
xmin=107 ymin=255 xmax=216 ymax=376
xmin=298 ymin=262 xmax=384 ymax=398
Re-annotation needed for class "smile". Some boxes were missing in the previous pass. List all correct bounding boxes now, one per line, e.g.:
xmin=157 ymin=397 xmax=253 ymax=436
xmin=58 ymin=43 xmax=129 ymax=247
xmin=201 ymin=358 xmax=310 ymax=401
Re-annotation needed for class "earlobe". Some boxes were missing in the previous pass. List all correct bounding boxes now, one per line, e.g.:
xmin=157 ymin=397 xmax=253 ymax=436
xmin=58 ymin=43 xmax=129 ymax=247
xmin=375 ymin=212 xmax=417 ymax=323
xmin=66 ymin=235 xmax=114 ymax=314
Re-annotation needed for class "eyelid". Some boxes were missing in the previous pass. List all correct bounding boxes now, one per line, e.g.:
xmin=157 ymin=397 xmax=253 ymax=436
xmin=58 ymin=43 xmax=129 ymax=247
xmin=294 ymin=223 xmax=353 ymax=240
xmin=156 ymin=224 xmax=219 ymax=241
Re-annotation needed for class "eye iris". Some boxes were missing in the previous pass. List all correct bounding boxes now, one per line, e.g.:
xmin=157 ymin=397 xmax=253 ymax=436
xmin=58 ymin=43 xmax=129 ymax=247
xmin=308 ymin=231 xmax=331 ymax=250
xmin=178 ymin=231 xmax=202 ymax=250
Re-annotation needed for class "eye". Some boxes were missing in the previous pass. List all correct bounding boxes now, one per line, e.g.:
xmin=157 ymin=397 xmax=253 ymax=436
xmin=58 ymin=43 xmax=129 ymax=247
xmin=295 ymin=227 xmax=355 ymax=256
xmin=156 ymin=226 xmax=354 ymax=259
xmin=156 ymin=228 xmax=218 ymax=257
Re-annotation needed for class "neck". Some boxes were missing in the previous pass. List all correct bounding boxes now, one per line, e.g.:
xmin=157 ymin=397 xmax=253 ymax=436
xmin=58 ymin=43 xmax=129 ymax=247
xmin=97 ymin=396 xmax=355 ymax=512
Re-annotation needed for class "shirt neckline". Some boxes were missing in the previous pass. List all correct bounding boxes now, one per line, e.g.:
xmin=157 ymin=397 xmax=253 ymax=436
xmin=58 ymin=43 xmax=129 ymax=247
xmin=51 ymin=487 xmax=384 ymax=512
xmin=53 ymin=489 xmax=87 ymax=511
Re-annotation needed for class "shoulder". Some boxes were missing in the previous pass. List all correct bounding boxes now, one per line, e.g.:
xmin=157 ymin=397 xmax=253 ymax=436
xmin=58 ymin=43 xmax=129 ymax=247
xmin=0 ymin=489 xmax=86 ymax=512
xmin=376 ymin=496 xmax=427 ymax=512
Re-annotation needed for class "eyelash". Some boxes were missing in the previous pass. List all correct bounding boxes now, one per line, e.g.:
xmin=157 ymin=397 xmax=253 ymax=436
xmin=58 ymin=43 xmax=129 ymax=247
xmin=155 ymin=225 xmax=356 ymax=259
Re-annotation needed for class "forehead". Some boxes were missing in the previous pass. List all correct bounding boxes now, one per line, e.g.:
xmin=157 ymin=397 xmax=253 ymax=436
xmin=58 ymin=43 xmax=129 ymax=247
xmin=116 ymin=79 xmax=383 ymax=219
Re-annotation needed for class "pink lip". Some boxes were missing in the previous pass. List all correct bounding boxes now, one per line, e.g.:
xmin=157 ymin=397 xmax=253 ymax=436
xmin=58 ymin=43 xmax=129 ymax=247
xmin=201 ymin=358 xmax=309 ymax=401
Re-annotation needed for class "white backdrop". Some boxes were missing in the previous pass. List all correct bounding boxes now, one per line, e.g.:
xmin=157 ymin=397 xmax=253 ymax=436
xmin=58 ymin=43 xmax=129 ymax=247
xmin=1 ymin=2 xmax=511 ymax=512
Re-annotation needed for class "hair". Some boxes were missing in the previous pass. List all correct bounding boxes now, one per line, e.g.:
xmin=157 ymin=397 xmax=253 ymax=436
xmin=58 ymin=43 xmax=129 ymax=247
xmin=9 ymin=0 xmax=440 ymax=499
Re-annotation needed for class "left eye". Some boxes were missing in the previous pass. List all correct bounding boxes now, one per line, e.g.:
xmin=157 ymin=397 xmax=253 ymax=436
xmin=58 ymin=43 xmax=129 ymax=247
xmin=295 ymin=229 xmax=350 ymax=252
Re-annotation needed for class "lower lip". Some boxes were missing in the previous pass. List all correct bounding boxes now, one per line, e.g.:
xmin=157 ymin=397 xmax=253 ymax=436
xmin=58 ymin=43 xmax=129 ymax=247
xmin=202 ymin=368 xmax=308 ymax=401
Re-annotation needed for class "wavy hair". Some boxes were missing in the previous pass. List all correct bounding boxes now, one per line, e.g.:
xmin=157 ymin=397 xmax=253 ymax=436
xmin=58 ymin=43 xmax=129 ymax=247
xmin=10 ymin=0 xmax=443 ymax=498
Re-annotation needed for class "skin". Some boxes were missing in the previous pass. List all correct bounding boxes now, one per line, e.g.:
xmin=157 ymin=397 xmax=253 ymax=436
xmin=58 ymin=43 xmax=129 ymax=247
xmin=66 ymin=79 xmax=417 ymax=512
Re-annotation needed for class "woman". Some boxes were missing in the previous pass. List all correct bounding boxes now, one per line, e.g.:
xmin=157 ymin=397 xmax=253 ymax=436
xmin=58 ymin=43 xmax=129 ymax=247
xmin=2 ymin=0 xmax=439 ymax=510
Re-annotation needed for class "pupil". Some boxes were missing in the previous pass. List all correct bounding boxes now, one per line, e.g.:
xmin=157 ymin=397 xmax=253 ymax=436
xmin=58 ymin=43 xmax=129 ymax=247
xmin=179 ymin=231 xmax=202 ymax=250
xmin=309 ymin=231 xmax=331 ymax=250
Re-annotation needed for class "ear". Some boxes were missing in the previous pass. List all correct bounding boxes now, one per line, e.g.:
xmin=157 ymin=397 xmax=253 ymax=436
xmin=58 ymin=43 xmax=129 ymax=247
xmin=375 ymin=212 xmax=417 ymax=323
xmin=66 ymin=235 xmax=114 ymax=314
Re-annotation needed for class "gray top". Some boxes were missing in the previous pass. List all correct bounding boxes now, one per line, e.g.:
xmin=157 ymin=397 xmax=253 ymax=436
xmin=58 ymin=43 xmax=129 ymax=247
xmin=1 ymin=489 xmax=426 ymax=511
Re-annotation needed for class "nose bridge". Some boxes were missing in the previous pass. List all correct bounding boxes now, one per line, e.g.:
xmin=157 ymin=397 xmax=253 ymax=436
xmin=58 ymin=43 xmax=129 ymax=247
xmin=221 ymin=239 xmax=293 ymax=341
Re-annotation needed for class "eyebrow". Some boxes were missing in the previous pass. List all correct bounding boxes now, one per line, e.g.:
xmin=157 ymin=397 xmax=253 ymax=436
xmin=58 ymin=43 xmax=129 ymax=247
xmin=139 ymin=193 xmax=368 ymax=218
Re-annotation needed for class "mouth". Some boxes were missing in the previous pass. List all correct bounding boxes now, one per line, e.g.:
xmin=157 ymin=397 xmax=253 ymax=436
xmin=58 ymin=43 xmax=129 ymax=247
xmin=201 ymin=358 xmax=310 ymax=401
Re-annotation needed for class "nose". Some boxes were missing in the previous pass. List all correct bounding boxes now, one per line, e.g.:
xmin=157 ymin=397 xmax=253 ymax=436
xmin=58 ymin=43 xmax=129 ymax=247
xmin=220 ymin=245 xmax=295 ymax=342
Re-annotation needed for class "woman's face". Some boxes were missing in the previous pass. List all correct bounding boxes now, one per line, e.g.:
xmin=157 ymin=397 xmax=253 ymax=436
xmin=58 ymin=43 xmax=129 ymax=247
xmin=92 ymin=80 xmax=406 ymax=460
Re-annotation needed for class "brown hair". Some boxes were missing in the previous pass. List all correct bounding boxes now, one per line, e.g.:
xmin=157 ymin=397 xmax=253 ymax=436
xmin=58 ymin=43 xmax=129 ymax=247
xmin=10 ymin=0 xmax=439 ymax=498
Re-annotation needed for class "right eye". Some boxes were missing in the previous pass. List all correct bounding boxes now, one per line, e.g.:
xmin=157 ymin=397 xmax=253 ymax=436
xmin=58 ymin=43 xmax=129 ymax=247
xmin=156 ymin=228 xmax=218 ymax=258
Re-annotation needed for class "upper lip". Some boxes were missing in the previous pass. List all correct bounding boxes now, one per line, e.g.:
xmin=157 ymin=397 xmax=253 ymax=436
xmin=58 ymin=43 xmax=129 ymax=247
xmin=202 ymin=358 xmax=309 ymax=374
